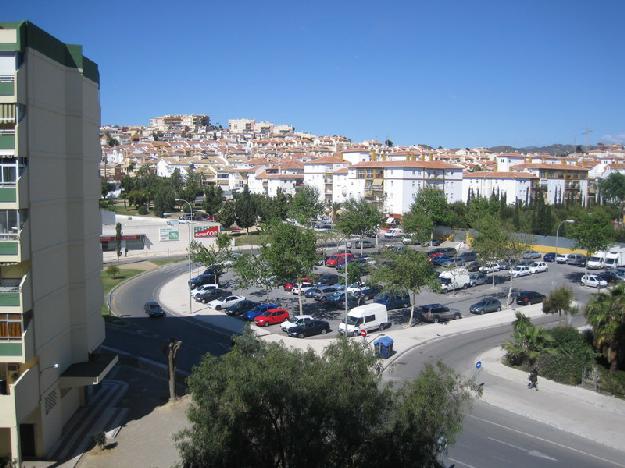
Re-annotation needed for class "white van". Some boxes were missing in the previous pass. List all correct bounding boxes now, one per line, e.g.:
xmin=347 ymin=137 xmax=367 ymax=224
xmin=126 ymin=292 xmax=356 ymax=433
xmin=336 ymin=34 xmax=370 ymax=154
xmin=439 ymin=268 xmax=471 ymax=292
xmin=338 ymin=303 xmax=390 ymax=336
xmin=587 ymin=252 xmax=607 ymax=270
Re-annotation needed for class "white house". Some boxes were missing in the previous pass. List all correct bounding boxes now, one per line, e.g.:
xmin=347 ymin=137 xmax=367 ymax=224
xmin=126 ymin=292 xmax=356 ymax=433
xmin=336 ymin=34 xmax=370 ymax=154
xmin=303 ymin=156 xmax=350 ymax=204
xmin=462 ymin=171 xmax=538 ymax=205
xmin=512 ymin=163 xmax=589 ymax=205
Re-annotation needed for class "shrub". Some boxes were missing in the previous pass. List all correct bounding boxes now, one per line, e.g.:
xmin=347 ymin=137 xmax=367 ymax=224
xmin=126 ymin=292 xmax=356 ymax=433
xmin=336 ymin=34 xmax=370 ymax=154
xmin=537 ymin=327 xmax=596 ymax=385
xmin=599 ymin=368 xmax=625 ymax=398
xmin=138 ymin=205 xmax=148 ymax=215
xmin=105 ymin=265 xmax=120 ymax=279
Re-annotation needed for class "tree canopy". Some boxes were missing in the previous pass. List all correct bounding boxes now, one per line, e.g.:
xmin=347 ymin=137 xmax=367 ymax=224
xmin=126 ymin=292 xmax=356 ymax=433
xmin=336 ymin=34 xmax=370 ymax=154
xmin=176 ymin=333 xmax=473 ymax=468
xmin=288 ymin=186 xmax=324 ymax=225
xmin=335 ymin=199 xmax=383 ymax=238
xmin=570 ymin=210 xmax=614 ymax=256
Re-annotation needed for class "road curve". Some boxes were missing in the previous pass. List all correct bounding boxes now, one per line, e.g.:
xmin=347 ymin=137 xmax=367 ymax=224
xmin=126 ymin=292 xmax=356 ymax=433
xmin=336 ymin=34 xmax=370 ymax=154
xmin=386 ymin=323 xmax=625 ymax=468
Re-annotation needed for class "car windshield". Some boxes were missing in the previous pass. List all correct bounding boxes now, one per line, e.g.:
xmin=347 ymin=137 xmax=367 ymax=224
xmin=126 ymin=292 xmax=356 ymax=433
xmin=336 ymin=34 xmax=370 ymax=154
xmin=439 ymin=278 xmax=451 ymax=284
xmin=147 ymin=304 xmax=159 ymax=310
xmin=346 ymin=316 xmax=363 ymax=326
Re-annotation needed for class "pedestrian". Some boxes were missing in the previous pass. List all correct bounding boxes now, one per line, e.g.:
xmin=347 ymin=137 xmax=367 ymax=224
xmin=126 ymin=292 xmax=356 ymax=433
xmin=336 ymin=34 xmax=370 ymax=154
xmin=528 ymin=367 xmax=538 ymax=391
xmin=124 ymin=247 xmax=128 ymax=257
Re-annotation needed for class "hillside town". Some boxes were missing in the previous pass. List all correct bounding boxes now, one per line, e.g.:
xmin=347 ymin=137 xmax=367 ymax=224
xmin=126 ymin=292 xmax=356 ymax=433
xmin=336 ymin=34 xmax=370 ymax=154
xmin=101 ymin=114 xmax=625 ymax=216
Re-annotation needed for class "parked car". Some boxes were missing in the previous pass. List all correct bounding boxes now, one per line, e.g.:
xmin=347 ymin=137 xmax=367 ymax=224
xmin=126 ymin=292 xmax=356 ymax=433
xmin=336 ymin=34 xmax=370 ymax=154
xmin=469 ymin=297 xmax=502 ymax=315
xmin=542 ymin=252 xmax=556 ymax=263
xmin=144 ymin=301 xmax=165 ymax=318
xmin=224 ymin=300 xmax=258 ymax=317
xmin=567 ymin=254 xmax=587 ymax=267
xmin=283 ymin=277 xmax=312 ymax=291
xmin=348 ymin=239 xmax=375 ymax=249
xmin=479 ymin=262 xmax=500 ymax=274
xmin=465 ymin=261 xmax=481 ymax=272
xmin=515 ymin=291 xmax=545 ymax=305
xmin=191 ymin=282 xmax=220 ymax=298
xmin=244 ymin=303 xmax=279 ymax=321
xmin=402 ymin=235 xmax=419 ymax=245
xmin=287 ymin=319 xmax=331 ymax=338
xmin=306 ymin=285 xmax=343 ymax=300
xmin=292 ymin=282 xmax=315 ymax=295
xmin=555 ymin=253 xmax=569 ymax=264
xmin=415 ymin=304 xmax=462 ymax=324
xmin=431 ymin=255 xmax=454 ymax=267
xmin=254 ymin=308 xmax=290 ymax=327
xmin=316 ymin=273 xmax=339 ymax=286
xmin=458 ymin=251 xmax=477 ymax=262
xmin=529 ymin=261 xmax=548 ymax=274
xmin=581 ymin=274 xmax=608 ymax=289
xmin=347 ymin=283 xmax=382 ymax=300
xmin=188 ymin=274 xmax=218 ymax=290
xmin=280 ymin=315 xmax=314 ymax=332
xmin=522 ymin=250 xmax=541 ymax=260
xmin=374 ymin=293 xmax=410 ymax=311
xmin=469 ymin=272 xmax=488 ymax=287
xmin=597 ymin=270 xmax=622 ymax=284
xmin=509 ymin=265 xmax=531 ymax=278
xmin=195 ymin=288 xmax=226 ymax=304
xmin=383 ymin=228 xmax=404 ymax=239
xmin=326 ymin=253 xmax=354 ymax=268
xmin=207 ymin=294 xmax=246 ymax=310
xmin=320 ymin=291 xmax=361 ymax=309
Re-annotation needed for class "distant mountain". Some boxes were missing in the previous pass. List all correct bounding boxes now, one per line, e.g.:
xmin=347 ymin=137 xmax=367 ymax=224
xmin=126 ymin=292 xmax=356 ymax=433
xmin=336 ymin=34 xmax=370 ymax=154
xmin=489 ymin=144 xmax=579 ymax=156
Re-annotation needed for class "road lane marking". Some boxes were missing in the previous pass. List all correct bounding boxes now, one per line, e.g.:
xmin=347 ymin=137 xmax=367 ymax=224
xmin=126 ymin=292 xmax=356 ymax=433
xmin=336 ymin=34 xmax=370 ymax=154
xmin=470 ymin=415 xmax=625 ymax=467
xmin=486 ymin=436 xmax=558 ymax=461
xmin=448 ymin=457 xmax=480 ymax=468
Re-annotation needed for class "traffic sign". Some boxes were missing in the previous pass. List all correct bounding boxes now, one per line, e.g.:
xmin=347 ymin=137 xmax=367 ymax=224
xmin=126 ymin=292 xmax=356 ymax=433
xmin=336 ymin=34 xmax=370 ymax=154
xmin=475 ymin=361 xmax=482 ymax=369
xmin=360 ymin=329 xmax=367 ymax=338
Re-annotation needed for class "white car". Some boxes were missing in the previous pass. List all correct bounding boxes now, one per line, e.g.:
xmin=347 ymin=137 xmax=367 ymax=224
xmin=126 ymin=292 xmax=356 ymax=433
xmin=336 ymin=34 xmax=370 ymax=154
xmin=207 ymin=294 xmax=245 ymax=310
xmin=529 ymin=262 xmax=548 ymax=274
xmin=509 ymin=265 xmax=531 ymax=277
xmin=581 ymin=275 xmax=608 ymax=288
xmin=191 ymin=283 xmax=219 ymax=298
xmin=479 ymin=262 xmax=500 ymax=274
xmin=280 ymin=315 xmax=314 ymax=332
xmin=555 ymin=253 xmax=569 ymax=264
xmin=292 ymin=282 xmax=314 ymax=295
xmin=383 ymin=228 xmax=404 ymax=239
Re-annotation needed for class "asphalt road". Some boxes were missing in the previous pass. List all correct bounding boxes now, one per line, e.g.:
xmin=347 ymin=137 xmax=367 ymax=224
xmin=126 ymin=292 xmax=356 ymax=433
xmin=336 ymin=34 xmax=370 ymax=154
xmin=385 ymin=322 xmax=625 ymax=468
xmin=105 ymin=262 xmax=234 ymax=373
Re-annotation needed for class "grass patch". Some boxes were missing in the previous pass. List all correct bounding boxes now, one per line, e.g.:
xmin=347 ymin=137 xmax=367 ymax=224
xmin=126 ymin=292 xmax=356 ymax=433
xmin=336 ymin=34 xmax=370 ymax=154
xmin=100 ymin=268 xmax=143 ymax=316
xmin=234 ymin=234 xmax=269 ymax=246
xmin=150 ymin=257 xmax=186 ymax=266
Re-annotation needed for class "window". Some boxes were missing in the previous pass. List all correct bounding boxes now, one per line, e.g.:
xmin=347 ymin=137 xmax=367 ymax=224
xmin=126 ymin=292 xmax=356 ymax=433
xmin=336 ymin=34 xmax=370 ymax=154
xmin=0 ymin=313 xmax=22 ymax=339
xmin=0 ymin=210 xmax=25 ymax=238
xmin=0 ymin=157 xmax=25 ymax=185
xmin=364 ymin=314 xmax=376 ymax=323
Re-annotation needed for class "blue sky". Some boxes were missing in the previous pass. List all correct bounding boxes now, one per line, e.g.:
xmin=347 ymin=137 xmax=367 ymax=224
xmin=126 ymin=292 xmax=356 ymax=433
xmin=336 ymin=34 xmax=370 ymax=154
xmin=3 ymin=0 xmax=624 ymax=148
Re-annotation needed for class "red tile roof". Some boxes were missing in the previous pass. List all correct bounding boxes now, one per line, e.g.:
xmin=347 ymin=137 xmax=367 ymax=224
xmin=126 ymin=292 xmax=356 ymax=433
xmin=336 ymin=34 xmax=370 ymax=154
xmin=512 ymin=163 xmax=589 ymax=172
xmin=350 ymin=160 xmax=462 ymax=170
xmin=463 ymin=171 xmax=538 ymax=180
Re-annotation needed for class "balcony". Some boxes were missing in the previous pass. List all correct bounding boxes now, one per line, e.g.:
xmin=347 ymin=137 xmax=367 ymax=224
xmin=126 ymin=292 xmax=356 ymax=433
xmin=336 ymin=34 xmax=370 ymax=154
xmin=0 ymin=130 xmax=14 ymax=153
xmin=0 ymin=76 xmax=15 ymax=100
xmin=0 ymin=275 xmax=31 ymax=313
xmin=0 ymin=173 xmax=28 ymax=209
xmin=0 ymin=220 xmax=30 ymax=264
xmin=0 ymin=366 xmax=39 ymax=425
xmin=0 ymin=321 xmax=33 ymax=364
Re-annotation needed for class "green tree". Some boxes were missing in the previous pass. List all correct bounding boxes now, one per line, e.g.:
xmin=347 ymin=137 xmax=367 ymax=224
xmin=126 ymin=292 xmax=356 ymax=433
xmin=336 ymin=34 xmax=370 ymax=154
xmin=402 ymin=207 xmax=434 ymax=245
xmin=335 ymin=199 xmax=383 ymax=253
xmin=170 ymin=169 xmax=184 ymax=194
xmin=599 ymin=172 xmax=625 ymax=211
xmin=542 ymin=287 xmax=577 ymax=325
xmin=176 ymin=334 xmax=473 ymax=468
xmin=235 ymin=186 xmax=257 ymax=233
xmin=471 ymin=215 xmax=515 ymax=287
xmin=584 ymin=284 xmax=625 ymax=372
xmin=232 ymin=253 xmax=275 ymax=300
xmin=338 ymin=262 xmax=366 ymax=286
xmin=153 ymin=184 xmax=176 ymax=217
xmin=288 ymin=186 xmax=323 ymax=226
xmin=216 ymin=201 xmax=237 ymax=228
xmin=105 ymin=265 xmax=120 ymax=279
xmin=372 ymin=250 xmax=439 ymax=326
xmin=413 ymin=187 xmax=451 ymax=225
xmin=503 ymin=312 xmax=554 ymax=366
xmin=188 ymin=234 xmax=232 ymax=279
xmin=261 ymin=222 xmax=318 ymax=315
xmin=570 ymin=210 xmax=614 ymax=258
xmin=203 ymin=185 xmax=223 ymax=216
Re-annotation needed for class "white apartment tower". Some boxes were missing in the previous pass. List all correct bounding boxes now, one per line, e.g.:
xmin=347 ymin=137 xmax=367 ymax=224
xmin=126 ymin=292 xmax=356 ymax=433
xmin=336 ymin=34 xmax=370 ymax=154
xmin=0 ymin=22 xmax=116 ymax=462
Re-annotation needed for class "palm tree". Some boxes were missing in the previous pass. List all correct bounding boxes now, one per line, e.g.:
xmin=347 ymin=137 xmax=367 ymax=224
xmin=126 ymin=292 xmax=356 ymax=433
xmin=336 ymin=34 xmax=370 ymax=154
xmin=503 ymin=312 xmax=554 ymax=366
xmin=584 ymin=284 xmax=625 ymax=372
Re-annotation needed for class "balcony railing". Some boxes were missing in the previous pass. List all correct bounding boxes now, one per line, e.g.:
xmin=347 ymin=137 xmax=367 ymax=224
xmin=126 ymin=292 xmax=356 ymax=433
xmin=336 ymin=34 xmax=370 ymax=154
xmin=0 ymin=221 xmax=29 ymax=262
xmin=0 ymin=275 xmax=30 ymax=310
xmin=0 ymin=76 xmax=14 ymax=97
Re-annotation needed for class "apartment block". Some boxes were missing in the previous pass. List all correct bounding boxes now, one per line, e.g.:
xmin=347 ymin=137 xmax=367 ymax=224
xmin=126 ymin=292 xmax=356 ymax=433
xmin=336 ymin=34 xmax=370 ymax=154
xmin=0 ymin=22 xmax=115 ymax=462
xmin=462 ymin=171 xmax=538 ymax=205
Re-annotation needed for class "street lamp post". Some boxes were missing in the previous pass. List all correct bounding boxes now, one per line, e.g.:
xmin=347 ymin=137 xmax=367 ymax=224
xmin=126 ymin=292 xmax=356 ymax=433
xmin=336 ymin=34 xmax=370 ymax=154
xmin=555 ymin=219 xmax=575 ymax=255
xmin=176 ymin=199 xmax=193 ymax=316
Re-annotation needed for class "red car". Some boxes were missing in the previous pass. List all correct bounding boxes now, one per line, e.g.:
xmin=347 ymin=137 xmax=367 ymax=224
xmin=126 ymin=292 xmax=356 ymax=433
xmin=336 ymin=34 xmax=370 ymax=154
xmin=283 ymin=277 xmax=312 ymax=291
xmin=326 ymin=253 xmax=353 ymax=268
xmin=254 ymin=308 xmax=290 ymax=327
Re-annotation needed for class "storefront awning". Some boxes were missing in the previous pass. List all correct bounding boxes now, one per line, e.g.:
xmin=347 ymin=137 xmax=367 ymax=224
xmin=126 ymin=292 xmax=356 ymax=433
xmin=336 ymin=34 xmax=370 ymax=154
xmin=59 ymin=352 xmax=118 ymax=388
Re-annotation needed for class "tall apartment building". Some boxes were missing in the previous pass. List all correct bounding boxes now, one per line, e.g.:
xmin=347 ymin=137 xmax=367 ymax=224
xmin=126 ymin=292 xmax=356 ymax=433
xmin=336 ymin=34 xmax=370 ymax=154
xmin=0 ymin=22 xmax=115 ymax=462
xmin=148 ymin=114 xmax=209 ymax=131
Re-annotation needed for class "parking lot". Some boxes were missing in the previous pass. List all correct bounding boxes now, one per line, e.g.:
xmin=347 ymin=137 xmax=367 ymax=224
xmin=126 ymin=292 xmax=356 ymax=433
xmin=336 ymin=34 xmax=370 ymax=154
xmin=179 ymin=239 xmax=604 ymax=340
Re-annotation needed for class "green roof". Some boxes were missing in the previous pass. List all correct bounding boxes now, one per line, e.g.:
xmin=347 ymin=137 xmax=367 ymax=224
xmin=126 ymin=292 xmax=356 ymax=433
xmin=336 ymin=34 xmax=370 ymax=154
xmin=0 ymin=21 xmax=100 ymax=86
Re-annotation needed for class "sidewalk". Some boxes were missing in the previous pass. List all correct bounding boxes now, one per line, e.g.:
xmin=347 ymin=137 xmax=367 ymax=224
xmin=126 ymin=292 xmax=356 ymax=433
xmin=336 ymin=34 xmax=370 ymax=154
xmin=158 ymin=270 xmax=546 ymax=359
xmin=478 ymin=346 xmax=625 ymax=451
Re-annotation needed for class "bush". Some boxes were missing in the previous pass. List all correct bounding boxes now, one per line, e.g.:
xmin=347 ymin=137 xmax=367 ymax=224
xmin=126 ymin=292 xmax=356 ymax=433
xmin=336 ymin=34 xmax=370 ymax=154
xmin=105 ymin=265 xmax=120 ymax=279
xmin=599 ymin=368 xmax=625 ymax=399
xmin=537 ymin=327 xmax=596 ymax=385
xmin=138 ymin=205 xmax=148 ymax=215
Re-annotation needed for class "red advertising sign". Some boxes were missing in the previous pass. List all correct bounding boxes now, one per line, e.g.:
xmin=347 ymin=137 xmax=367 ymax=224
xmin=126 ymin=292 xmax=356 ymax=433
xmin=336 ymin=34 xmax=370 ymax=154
xmin=360 ymin=329 xmax=367 ymax=338
xmin=193 ymin=225 xmax=220 ymax=238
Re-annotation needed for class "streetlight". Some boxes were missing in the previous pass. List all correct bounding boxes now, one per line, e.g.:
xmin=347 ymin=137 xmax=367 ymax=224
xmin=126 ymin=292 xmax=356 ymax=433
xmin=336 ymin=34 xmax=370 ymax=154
xmin=556 ymin=219 xmax=575 ymax=255
xmin=176 ymin=198 xmax=193 ymax=316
